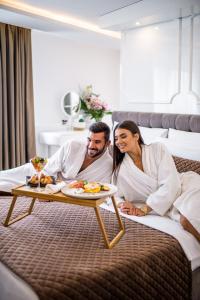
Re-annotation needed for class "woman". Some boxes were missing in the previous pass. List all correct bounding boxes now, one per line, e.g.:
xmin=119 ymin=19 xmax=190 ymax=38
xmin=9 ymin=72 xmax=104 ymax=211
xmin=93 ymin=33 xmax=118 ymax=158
xmin=113 ymin=120 xmax=200 ymax=242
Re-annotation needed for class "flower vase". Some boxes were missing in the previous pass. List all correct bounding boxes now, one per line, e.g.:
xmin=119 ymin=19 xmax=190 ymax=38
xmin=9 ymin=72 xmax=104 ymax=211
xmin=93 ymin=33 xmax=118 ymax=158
xmin=81 ymin=111 xmax=103 ymax=128
xmin=84 ymin=116 xmax=94 ymax=128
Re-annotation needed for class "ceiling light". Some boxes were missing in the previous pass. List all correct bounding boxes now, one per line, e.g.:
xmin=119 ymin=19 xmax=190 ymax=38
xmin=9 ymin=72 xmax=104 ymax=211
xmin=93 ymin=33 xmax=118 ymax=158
xmin=135 ymin=22 xmax=141 ymax=26
xmin=1 ymin=0 xmax=121 ymax=39
xmin=154 ymin=26 xmax=159 ymax=30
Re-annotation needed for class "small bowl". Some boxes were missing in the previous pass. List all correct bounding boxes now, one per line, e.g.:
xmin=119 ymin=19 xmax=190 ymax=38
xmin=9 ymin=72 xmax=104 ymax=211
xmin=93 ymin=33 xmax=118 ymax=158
xmin=26 ymin=176 xmax=56 ymax=187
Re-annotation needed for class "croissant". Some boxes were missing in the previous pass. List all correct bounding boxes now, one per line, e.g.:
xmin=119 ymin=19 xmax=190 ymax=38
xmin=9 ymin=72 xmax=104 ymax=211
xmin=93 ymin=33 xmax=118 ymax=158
xmin=40 ymin=175 xmax=53 ymax=184
xmin=28 ymin=175 xmax=39 ymax=184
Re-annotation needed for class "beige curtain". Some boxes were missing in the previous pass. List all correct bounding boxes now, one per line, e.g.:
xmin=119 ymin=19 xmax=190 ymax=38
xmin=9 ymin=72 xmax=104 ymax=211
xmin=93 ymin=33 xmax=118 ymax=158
xmin=0 ymin=23 xmax=36 ymax=170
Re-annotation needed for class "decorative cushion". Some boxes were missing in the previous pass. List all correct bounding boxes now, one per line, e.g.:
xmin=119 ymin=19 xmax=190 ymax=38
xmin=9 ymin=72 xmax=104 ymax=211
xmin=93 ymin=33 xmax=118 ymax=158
xmin=173 ymin=156 xmax=200 ymax=175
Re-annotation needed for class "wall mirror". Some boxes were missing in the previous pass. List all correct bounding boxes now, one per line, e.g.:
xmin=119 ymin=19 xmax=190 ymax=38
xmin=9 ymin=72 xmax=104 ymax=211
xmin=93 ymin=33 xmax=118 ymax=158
xmin=61 ymin=91 xmax=80 ymax=119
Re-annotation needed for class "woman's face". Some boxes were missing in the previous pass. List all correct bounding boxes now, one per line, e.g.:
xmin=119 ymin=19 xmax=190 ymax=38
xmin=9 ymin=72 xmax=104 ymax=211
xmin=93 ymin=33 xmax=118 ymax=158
xmin=114 ymin=128 xmax=139 ymax=153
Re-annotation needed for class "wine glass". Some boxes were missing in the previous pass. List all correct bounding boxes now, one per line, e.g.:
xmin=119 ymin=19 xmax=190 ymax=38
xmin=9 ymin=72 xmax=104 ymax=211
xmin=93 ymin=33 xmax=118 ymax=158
xmin=30 ymin=156 xmax=48 ymax=191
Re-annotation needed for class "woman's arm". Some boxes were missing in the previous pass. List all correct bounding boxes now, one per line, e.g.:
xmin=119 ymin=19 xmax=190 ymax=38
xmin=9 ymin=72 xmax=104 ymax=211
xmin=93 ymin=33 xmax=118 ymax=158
xmin=119 ymin=201 xmax=152 ymax=216
xmin=146 ymin=143 xmax=181 ymax=216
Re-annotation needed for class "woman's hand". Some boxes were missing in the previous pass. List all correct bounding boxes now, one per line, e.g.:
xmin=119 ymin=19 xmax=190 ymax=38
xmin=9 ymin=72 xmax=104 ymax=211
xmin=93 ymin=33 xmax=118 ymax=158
xmin=119 ymin=201 xmax=146 ymax=216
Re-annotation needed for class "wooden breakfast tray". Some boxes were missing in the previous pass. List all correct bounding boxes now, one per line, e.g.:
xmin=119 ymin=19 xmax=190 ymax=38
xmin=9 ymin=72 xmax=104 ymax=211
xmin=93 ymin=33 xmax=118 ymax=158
xmin=3 ymin=184 xmax=125 ymax=249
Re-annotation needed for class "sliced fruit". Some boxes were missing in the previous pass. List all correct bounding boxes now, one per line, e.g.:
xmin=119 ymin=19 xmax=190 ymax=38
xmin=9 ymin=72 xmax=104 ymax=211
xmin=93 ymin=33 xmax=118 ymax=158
xmin=101 ymin=185 xmax=110 ymax=191
xmin=84 ymin=182 xmax=101 ymax=193
xmin=69 ymin=180 xmax=85 ymax=189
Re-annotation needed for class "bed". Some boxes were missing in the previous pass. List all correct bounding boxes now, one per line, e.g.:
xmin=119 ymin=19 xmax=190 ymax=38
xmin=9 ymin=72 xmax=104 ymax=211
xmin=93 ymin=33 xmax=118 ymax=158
xmin=0 ymin=111 xmax=200 ymax=300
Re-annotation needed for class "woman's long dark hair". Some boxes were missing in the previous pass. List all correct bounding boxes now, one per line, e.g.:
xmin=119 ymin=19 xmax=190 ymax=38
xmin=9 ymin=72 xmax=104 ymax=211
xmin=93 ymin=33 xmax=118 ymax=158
xmin=112 ymin=120 xmax=144 ymax=182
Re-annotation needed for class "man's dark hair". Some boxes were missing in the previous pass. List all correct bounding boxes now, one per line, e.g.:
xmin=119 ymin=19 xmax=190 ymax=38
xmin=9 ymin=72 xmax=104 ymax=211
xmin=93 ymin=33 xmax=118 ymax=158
xmin=89 ymin=122 xmax=110 ymax=142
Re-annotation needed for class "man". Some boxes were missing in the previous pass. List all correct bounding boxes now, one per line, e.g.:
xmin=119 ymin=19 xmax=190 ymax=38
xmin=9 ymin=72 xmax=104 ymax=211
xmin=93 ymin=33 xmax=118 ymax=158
xmin=0 ymin=122 xmax=112 ymax=192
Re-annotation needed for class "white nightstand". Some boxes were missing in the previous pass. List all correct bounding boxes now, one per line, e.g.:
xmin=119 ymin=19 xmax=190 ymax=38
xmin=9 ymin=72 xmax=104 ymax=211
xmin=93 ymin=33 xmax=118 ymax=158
xmin=39 ymin=130 xmax=88 ymax=157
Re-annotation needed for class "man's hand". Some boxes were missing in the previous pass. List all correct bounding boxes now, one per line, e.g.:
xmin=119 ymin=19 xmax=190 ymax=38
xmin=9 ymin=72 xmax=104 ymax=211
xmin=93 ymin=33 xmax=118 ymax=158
xmin=119 ymin=201 xmax=146 ymax=216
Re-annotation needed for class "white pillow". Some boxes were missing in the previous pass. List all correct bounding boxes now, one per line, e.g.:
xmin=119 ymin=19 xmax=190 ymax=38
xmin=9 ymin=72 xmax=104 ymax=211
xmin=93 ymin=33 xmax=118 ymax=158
xmin=110 ymin=121 xmax=119 ymax=143
xmin=113 ymin=121 xmax=119 ymax=129
xmin=168 ymin=128 xmax=200 ymax=148
xmin=139 ymin=126 xmax=168 ymax=145
xmin=113 ymin=122 xmax=168 ymax=145
xmin=155 ymin=137 xmax=200 ymax=161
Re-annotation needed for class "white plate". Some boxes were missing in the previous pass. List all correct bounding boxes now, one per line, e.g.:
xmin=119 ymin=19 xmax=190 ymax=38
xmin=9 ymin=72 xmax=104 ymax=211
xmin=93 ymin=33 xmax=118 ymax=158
xmin=61 ymin=183 xmax=118 ymax=199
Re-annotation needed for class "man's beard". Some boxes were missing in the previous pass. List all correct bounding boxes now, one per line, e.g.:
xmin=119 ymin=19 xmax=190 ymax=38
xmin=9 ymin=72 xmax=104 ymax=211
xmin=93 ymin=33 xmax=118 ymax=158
xmin=87 ymin=145 xmax=106 ymax=158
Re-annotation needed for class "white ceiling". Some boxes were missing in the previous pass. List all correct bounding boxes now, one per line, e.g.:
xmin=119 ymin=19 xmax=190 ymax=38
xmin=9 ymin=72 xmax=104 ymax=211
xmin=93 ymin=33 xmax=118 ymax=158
xmin=0 ymin=0 xmax=200 ymax=49
xmin=10 ymin=0 xmax=138 ymax=22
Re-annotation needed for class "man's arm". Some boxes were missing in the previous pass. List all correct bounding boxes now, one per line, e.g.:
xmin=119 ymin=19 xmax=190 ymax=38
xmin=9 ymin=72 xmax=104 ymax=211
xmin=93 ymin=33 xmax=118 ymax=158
xmin=44 ymin=142 xmax=70 ymax=177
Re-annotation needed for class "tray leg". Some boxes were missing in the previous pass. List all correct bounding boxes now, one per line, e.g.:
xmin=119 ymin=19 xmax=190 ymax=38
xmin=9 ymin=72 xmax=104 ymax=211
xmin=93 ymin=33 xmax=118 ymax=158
xmin=3 ymin=196 xmax=36 ymax=227
xmin=94 ymin=196 xmax=125 ymax=249
xmin=94 ymin=207 xmax=110 ymax=248
xmin=111 ymin=196 xmax=124 ymax=230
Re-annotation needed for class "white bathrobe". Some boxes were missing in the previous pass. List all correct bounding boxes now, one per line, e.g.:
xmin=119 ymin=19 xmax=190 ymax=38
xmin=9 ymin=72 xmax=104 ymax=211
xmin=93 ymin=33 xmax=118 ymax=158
xmin=116 ymin=142 xmax=200 ymax=232
xmin=0 ymin=140 xmax=113 ymax=192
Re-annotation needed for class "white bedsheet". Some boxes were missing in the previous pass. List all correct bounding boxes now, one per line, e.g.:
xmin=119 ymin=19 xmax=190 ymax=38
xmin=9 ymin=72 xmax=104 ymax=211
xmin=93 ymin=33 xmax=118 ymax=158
xmin=0 ymin=262 xmax=39 ymax=300
xmin=101 ymin=201 xmax=200 ymax=271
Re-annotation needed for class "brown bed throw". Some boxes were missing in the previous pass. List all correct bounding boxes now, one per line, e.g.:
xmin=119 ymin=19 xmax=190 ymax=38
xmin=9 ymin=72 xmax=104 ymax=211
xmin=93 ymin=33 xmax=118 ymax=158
xmin=0 ymin=197 xmax=191 ymax=300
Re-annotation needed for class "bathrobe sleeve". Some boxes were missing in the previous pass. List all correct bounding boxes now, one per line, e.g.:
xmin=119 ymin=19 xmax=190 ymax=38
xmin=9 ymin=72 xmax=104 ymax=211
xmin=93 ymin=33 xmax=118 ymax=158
xmin=146 ymin=143 xmax=181 ymax=216
xmin=44 ymin=141 xmax=71 ymax=177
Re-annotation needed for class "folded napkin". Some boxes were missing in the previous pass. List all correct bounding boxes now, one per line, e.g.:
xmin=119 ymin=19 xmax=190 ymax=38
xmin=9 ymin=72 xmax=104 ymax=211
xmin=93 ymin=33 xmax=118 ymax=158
xmin=45 ymin=181 xmax=66 ymax=194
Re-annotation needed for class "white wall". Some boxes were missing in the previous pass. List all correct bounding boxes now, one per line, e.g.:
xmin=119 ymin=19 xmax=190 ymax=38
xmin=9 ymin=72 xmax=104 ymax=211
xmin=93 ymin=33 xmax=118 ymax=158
xmin=120 ymin=15 xmax=200 ymax=114
xmin=31 ymin=30 xmax=120 ymax=155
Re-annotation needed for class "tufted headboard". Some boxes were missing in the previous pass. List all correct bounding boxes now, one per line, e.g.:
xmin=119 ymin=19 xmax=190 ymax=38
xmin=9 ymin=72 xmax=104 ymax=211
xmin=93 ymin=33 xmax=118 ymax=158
xmin=112 ymin=111 xmax=200 ymax=133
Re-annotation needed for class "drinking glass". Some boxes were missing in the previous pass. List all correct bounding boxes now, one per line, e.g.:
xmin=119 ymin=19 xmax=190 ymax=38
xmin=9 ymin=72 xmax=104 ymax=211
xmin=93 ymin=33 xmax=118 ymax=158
xmin=30 ymin=157 xmax=47 ymax=191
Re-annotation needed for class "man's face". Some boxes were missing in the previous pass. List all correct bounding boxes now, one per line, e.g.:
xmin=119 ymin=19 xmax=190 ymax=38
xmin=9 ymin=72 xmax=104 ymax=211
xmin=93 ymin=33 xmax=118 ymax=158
xmin=86 ymin=131 xmax=109 ymax=158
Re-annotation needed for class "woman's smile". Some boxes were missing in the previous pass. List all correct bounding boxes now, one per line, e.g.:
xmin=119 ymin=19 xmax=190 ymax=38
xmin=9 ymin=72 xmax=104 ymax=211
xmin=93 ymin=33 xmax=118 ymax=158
xmin=117 ymin=143 xmax=127 ymax=151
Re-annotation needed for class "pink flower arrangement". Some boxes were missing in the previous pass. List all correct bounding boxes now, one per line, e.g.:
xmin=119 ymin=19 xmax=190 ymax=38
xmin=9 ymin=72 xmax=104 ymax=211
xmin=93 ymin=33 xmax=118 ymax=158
xmin=80 ymin=85 xmax=112 ymax=122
